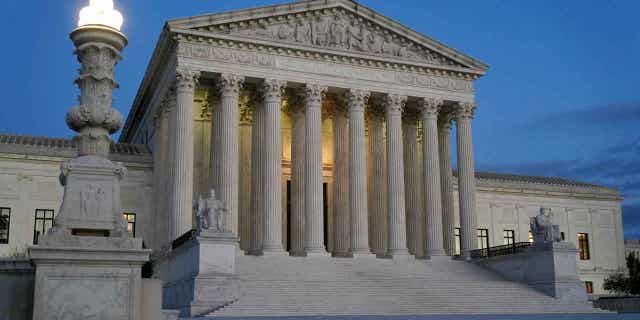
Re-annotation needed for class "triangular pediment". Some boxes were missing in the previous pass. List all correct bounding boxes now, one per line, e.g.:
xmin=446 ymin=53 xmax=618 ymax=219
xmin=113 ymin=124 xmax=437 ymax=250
xmin=168 ymin=0 xmax=488 ymax=73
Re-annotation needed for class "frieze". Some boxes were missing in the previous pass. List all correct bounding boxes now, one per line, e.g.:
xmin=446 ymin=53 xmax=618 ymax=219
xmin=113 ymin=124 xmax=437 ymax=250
xmin=178 ymin=42 xmax=474 ymax=94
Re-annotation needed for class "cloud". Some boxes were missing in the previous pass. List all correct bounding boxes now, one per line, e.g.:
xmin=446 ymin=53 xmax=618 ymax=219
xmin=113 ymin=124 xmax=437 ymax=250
xmin=479 ymin=121 xmax=640 ymax=239
xmin=524 ymin=102 xmax=640 ymax=130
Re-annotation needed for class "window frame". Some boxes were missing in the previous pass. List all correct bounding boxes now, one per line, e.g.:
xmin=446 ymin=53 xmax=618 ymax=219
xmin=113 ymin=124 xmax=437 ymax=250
xmin=503 ymin=229 xmax=515 ymax=246
xmin=33 ymin=209 xmax=55 ymax=245
xmin=477 ymin=228 xmax=489 ymax=250
xmin=123 ymin=213 xmax=137 ymax=238
xmin=578 ymin=233 xmax=590 ymax=260
xmin=0 ymin=207 xmax=10 ymax=244
xmin=454 ymin=227 xmax=461 ymax=256
xmin=585 ymin=281 xmax=594 ymax=294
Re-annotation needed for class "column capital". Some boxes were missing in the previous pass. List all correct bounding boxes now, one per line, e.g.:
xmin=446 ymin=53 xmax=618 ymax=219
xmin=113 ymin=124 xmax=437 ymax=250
xmin=259 ymin=78 xmax=286 ymax=101
xmin=283 ymin=91 xmax=305 ymax=115
xmin=216 ymin=73 xmax=244 ymax=97
xmin=346 ymin=89 xmax=370 ymax=112
xmin=438 ymin=109 xmax=455 ymax=130
xmin=418 ymin=97 xmax=444 ymax=119
xmin=175 ymin=67 xmax=200 ymax=91
xmin=384 ymin=94 xmax=407 ymax=114
xmin=304 ymin=83 xmax=328 ymax=106
xmin=454 ymin=102 xmax=477 ymax=120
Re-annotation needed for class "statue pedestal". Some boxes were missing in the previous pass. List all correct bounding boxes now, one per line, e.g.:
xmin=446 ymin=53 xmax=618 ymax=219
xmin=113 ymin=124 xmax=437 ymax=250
xmin=155 ymin=230 xmax=240 ymax=317
xmin=30 ymin=236 xmax=150 ymax=320
xmin=475 ymin=241 xmax=588 ymax=303
xmin=526 ymin=241 xmax=588 ymax=303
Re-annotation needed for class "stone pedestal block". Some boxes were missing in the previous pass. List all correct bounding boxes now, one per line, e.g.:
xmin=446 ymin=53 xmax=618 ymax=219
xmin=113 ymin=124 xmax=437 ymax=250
xmin=475 ymin=241 xmax=588 ymax=303
xmin=30 ymin=237 xmax=150 ymax=320
xmin=155 ymin=231 xmax=239 ymax=317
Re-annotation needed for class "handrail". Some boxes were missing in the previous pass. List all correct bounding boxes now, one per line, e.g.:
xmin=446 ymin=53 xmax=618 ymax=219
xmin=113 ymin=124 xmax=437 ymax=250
xmin=470 ymin=242 xmax=532 ymax=259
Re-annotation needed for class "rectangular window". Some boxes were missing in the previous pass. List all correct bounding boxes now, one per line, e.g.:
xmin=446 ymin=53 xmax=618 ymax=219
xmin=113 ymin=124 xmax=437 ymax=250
xmin=477 ymin=229 xmax=489 ymax=250
xmin=585 ymin=281 xmax=594 ymax=294
xmin=528 ymin=231 xmax=534 ymax=243
xmin=454 ymin=227 xmax=461 ymax=256
xmin=123 ymin=213 xmax=136 ymax=237
xmin=503 ymin=230 xmax=515 ymax=246
xmin=0 ymin=208 xmax=10 ymax=244
xmin=561 ymin=232 xmax=565 ymax=241
xmin=578 ymin=233 xmax=590 ymax=260
xmin=33 ymin=209 xmax=55 ymax=245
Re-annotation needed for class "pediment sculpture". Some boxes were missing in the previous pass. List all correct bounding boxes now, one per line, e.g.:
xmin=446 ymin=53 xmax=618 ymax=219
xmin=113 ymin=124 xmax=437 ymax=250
xmin=194 ymin=189 xmax=229 ymax=233
xmin=530 ymin=207 xmax=562 ymax=243
xmin=203 ymin=8 xmax=464 ymax=68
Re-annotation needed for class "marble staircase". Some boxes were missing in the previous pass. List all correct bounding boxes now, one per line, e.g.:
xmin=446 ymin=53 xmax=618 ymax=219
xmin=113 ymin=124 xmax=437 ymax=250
xmin=204 ymin=254 xmax=605 ymax=317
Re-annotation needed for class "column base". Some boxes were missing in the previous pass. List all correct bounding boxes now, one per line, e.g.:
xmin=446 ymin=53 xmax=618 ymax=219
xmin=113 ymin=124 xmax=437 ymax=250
xmin=426 ymin=254 xmax=452 ymax=265
xmin=305 ymin=248 xmax=330 ymax=257
xmin=387 ymin=249 xmax=412 ymax=261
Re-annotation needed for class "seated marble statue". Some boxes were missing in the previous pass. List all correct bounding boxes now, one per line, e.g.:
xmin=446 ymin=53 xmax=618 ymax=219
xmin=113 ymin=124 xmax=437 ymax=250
xmin=530 ymin=207 xmax=562 ymax=243
xmin=194 ymin=189 xmax=228 ymax=233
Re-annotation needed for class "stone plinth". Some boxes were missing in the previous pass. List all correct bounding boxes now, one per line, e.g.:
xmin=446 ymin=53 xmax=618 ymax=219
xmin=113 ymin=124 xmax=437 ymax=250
xmin=475 ymin=241 xmax=588 ymax=303
xmin=155 ymin=230 xmax=240 ymax=317
xmin=30 ymin=236 xmax=149 ymax=320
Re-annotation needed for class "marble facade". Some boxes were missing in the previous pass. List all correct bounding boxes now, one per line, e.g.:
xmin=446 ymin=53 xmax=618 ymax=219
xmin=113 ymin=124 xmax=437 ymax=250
xmin=0 ymin=0 xmax=627 ymax=297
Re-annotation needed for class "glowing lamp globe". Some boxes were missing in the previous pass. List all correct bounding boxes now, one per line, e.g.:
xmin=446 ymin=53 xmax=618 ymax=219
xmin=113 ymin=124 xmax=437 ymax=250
xmin=78 ymin=0 xmax=124 ymax=31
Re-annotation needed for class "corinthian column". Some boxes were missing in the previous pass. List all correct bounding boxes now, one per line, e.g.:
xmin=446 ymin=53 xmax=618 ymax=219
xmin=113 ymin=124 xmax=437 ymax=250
xmin=303 ymin=83 xmax=328 ymax=256
xmin=346 ymin=89 xmax=372 ymax=256
xmin=239 ymin=99 xmax=253 ymax=252
xmin=171 ymin=67 xmax=200 ymax=240
xmin=212 ymin=74 xmax=244 ymax=236
xmin=385 ymin=94 xmax=409 ymax=258
xmin=420 ymin=97 xmax=446 ymax=259
xmin=402 ymin=109 xmax=423 ymax=257
xmin=332 ymin=104 xmax=350 ymax=257
xmin=455 ymin=102 xmax=478 ymax=260
xmin=248 ymin=92 xmax=264 ymax=255
xmin=260 ymin=79 xmax=286 ymax=254
xmin=438 ymin=110 xmax=456 ymax=256
xmin=286 ymin=93 xmax=306 ymax=256
xmin=367 ymin=104 xmax=387 ymax=256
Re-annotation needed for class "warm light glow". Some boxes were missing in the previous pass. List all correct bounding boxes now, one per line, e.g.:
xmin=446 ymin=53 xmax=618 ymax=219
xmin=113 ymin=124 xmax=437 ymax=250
xmin=78 ymin=0 xmax=123 ymax=31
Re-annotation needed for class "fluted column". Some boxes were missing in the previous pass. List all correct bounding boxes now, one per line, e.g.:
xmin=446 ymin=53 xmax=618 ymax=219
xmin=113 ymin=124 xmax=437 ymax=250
xmin=239 ymin=100 xmax=253 ymax=251
xmin=260 ymin=79 xmax=286 ymax=254
xmin=385 ymin=94 xmax=409 ymax=258
xmin=402 ymin=110 xmax=422 ymax=257
xmin=455 ymin=102 xmax=478 ymax=260
xmin=438 ymin=111 xmax=456 ymax=256
xmin=287 ymin=93 xmax=305 ymax=256
xmin=420 ymin=98 xmax=446 ymax=258
xmin=171 ymin=67 xmax=199 ymax=240
xmin=304 ymin=84 xmax=329 ymax=255
xmin=367 ymin=106 xmax=387 ymax=256
xmin=214 ymin=74 xmax=244 ymax=236
xmin=248 ymin=92 xmax=264 ymax=255
xmin=332 ymin=106 xmax=350 ymax=257
xmin=346 ymin=89 xmax=372 ymax=256
xmin=157 ymin=104 xmax=171 ymax=249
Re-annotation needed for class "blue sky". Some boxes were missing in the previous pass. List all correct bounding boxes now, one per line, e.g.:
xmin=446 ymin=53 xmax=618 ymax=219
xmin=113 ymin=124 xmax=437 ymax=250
xmin=1 ymin=1 xmax=639 ymax=237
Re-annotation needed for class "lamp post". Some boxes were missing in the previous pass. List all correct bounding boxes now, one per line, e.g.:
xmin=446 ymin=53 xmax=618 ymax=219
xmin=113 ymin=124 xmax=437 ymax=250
xmin=30 ymin=2 xmax=150 ymax=319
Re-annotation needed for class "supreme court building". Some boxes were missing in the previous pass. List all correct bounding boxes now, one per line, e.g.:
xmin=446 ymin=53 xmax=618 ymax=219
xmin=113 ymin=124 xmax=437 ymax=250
xmin=0 ymin=1 xmax=627 ymax=314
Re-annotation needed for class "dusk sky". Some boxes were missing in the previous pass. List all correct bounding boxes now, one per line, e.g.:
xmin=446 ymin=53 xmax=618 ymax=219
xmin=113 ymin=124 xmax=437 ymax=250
xmin=1 ymin=1 xmax=639 ymax=237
